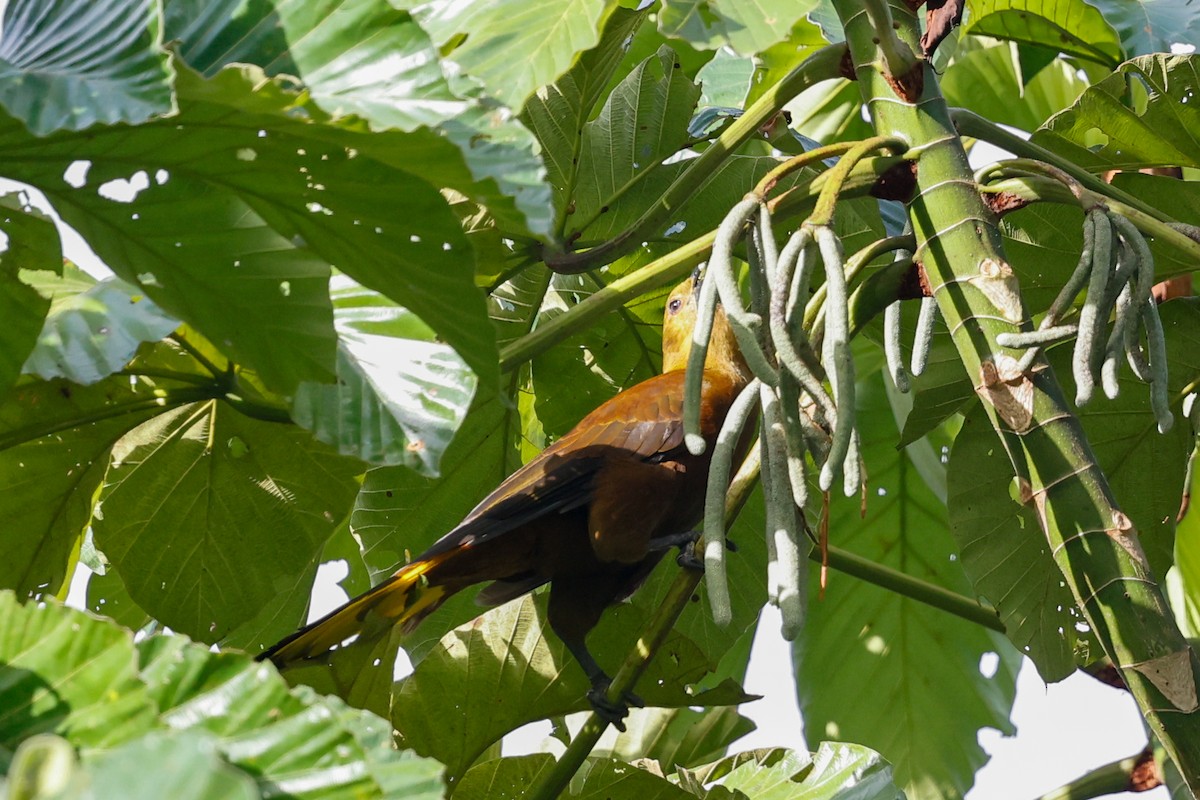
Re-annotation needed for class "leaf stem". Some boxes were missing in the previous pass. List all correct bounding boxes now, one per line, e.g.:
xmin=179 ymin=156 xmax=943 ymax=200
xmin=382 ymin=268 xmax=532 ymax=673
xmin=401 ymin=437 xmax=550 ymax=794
xmin=0 ymin=387 xmax=218 ymax=451
xmin=980 ymin=176 xmax=1200 ymax=272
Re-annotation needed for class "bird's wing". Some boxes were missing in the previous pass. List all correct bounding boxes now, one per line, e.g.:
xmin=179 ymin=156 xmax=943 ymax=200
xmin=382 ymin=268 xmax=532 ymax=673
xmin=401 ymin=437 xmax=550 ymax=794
xmin=419 ymin=371 xmax=697 ymax=559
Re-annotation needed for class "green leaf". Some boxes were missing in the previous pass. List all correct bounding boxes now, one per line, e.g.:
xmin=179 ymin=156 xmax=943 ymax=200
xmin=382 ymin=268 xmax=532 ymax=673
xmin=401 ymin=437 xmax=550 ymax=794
xmin=0 ymin=0 xmax=174 ymax=135
xmin=392 ymin=593 xmax=752 ymax=781
xmin=567 ymin=46 xmax=702 ymax=243
xmin=0 ymin=593 xmax=155 ymax=759
xmin=963 ymin=0 xmax=1123 ymax=67
xmin=85 ymin=566 xmax=152 ymax=634
xmin=1033 ymin=54 xmax=1200 ymax=173
xmin=1047 ymin=300 xmax=1200 ymax=579
xmin=64 ymin=730 xmax=259 ymax=800
xmin=292 ymin=274 xmax=477 ymax=475
xmin=22 ymin=268 xmax=179 ymax=385
xmin=795 ymin=373 xmax=1019 ymax=800
xmin=600 ymin=705 xmax=756 ymax=771
xmin=697 ymin=49 xmax=755 ymax=109
xmin=0 ymin=591 xmax=445 ymax=798
xmin=699 ymin=743 xmax=904 ymax=800
xmin=0 ymin=375 xmax=170 ymax=600
xmin=520 ymin=6 xmax=650 ymax=239
xmin=165 ymin=0 xmax=553 ymax=240
xmin=411 ymin=0 xmax=611 ymax=111
xmin=0 ymin=198 xmax=61 ymax=401
xmin=93 ymin=401 xmax=363 ymax=643
xmin=658 ymin=0 xmax=820 ymax=55
xmin=948 ymin=404 xmax=1081 ymax=681
xmin=138 ymin=635 xmax=445 ymax=798
xmin=940 ymin=39 xmax=1086 ymax=133
xmin=455 ymin=755 xmax=554 ymax=800
xmin=1084 ymin=0 xmax=1200 ymax=59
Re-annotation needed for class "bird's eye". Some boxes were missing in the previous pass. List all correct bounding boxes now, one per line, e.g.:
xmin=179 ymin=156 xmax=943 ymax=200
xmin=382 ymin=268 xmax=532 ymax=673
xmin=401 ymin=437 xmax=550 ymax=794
xmin=668 ymin=298 xmax=682 ymax=313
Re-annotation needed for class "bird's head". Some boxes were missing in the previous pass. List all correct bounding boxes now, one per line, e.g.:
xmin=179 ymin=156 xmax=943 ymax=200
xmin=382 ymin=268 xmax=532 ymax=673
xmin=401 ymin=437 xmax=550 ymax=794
xmin=660 ymin=265 xmax=749 ymax=381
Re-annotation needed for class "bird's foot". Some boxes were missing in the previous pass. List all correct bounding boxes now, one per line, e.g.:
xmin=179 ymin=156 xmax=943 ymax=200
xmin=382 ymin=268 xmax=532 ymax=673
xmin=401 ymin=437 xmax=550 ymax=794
xmin=676 ymin=539 xmax=704 ymax=572
xmin=669 ymin=533 xmax=738 ymax=572
xmin=586 ymin=677 xmax=644 ymax=732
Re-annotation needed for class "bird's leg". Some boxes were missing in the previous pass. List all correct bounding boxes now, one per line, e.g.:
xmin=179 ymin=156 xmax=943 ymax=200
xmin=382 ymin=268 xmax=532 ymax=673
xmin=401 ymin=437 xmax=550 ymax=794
xmin=560 ymin=635 xmax=644 ymax=731
xmin=548 ymin=579 xmax=643 ymax=731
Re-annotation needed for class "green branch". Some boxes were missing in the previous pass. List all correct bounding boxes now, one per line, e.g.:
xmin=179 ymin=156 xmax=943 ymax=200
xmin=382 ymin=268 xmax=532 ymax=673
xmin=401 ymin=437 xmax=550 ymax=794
xmin=952 ymin=108 xmax=1162 ymax=221
xmin=822 ymin=545 xmax=1002 ymax=632
xmin=500 ymin=155 xmax=907 ymax=372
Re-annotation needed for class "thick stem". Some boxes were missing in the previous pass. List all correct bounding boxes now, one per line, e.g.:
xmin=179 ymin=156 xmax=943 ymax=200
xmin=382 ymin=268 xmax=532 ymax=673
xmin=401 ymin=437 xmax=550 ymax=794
xmin=835 ymin=1 xmax=1200 ymax=787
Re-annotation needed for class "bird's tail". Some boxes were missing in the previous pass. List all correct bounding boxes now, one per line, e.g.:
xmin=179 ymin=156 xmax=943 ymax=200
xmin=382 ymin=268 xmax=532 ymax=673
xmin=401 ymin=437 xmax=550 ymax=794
xmin=258 ymin=553 xmax=452 ymax=669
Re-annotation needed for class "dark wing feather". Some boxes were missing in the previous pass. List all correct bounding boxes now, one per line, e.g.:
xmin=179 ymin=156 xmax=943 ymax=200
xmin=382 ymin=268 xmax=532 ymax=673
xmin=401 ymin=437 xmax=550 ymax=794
xmin=417 ymin=371 xmax=691 ymax=560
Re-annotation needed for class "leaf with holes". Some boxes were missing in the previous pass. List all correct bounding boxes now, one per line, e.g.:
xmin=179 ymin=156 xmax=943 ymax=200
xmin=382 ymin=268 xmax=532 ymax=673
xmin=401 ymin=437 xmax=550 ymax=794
xmin=165 ymin=0 xmax=552 ymax=240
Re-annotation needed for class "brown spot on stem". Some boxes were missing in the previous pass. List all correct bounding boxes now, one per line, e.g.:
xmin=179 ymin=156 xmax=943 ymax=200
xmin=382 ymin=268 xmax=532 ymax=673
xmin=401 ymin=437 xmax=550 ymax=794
xmin=871 ymin=160 xmax=917 ymax=202
xmin=976 ymin=355 xmax=1034 ymax=432
xmin=885 ymin=64 xmax=924 ymax=104
xmin=897 ymin=261 xmax=926 ymax=300
xmin=1128 ymin=747 xmax=1162 ymax=792
xmin=982 ymin=190 xmax=1030 ymax=216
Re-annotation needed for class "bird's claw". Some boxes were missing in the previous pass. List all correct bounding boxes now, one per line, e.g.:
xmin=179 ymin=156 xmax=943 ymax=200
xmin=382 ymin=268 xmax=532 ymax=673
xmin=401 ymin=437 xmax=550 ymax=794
xmin=587 ymin=679 xmax=644 ymax=732
xmin=676 ymin=540 xmax=704 ymax=572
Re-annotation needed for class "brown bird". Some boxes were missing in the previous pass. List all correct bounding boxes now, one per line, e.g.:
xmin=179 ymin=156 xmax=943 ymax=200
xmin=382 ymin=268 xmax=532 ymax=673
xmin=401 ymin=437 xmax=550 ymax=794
xmin=259 ymin=269 xmax=752 ymax=726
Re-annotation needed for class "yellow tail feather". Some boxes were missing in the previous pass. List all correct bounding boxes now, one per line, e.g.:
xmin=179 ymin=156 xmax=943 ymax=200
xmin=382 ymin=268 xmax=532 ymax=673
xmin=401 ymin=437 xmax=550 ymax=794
xmin=259 ymin=555 xmax=449 ymax=669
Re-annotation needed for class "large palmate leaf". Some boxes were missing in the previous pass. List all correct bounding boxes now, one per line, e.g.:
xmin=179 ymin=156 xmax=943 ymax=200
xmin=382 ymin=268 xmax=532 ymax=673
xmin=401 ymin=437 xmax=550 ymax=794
xmin=657 ymin=0 xmax=820 ymax=55
xmin=0 ymin=592 xmax=443 ymax=798
xmin=165 ymin=0 xmax=552 ymax=240
xmin=795 ymin=373 xmax=1019 ymax=800
xmin=292 ymin=274 xmax=477 ymax=475
xmin=0 ymin=197 xmax=61 ymax=401
xmin=93 ymin=400 xmax=364 ymax=644
xmin=963 ymin=0 xmax=1124 ymax=68
xmin=1033 ymin=54 xmax=1200 ymax=173
xmin=22 ymin=268 xmax=179 ymax=386
xmin=0 ymin=0 xmax=173 ymax=135
xmin=409 ymin=0 xmax=610 ymax=112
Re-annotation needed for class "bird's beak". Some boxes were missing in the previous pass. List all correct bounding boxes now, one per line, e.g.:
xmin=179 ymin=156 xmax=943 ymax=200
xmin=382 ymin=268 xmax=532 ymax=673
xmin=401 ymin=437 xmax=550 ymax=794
xmin=691 ymin=263 xmax=704 ymax=298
